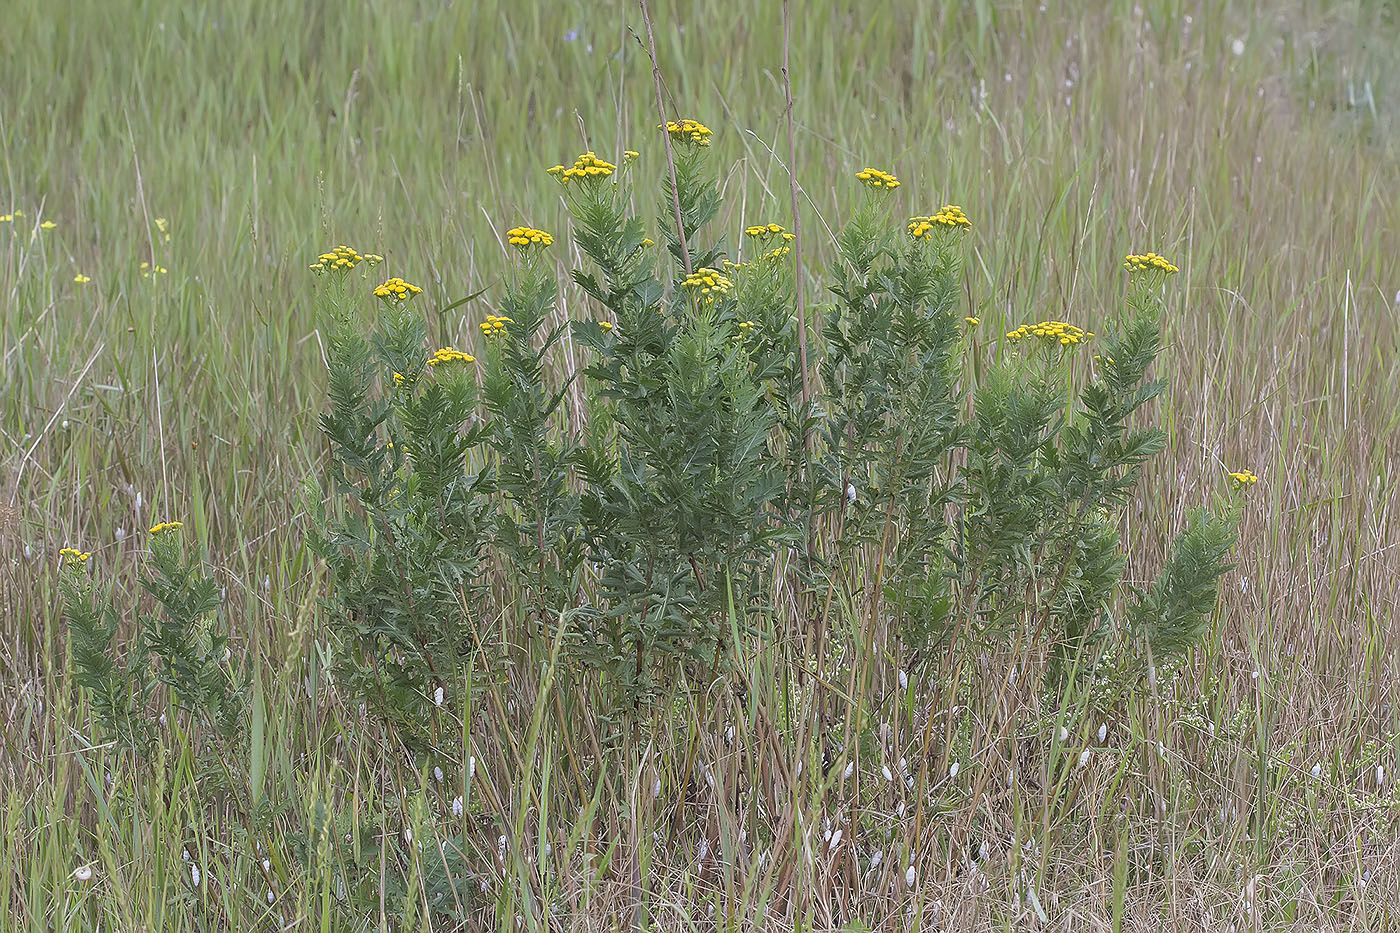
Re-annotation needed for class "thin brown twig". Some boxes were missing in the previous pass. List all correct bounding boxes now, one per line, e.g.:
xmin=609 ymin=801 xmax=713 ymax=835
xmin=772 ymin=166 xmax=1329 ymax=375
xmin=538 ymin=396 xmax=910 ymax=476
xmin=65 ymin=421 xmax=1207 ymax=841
xmin=637 ymin=0 xmax=692 ymax=276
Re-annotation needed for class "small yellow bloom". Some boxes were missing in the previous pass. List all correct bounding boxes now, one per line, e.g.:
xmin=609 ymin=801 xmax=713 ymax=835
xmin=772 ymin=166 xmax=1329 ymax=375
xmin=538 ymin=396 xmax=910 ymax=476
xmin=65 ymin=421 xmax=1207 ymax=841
xmin=0 ymin=215 xmax=11 ymax=223
xmin=59 ymin=547 xmax=92 ymax=566
xmin=598 ymin=321 xmax=613 ymax=330
xmin=427 ymin=346 xmax=475 ymax=367
xmin=856 ymin=167 xmax=900 ymax=190
xmin=392 ymin=371 xmax=410 ymax=387
xmin=1123 ymin=251 xmax=1179 ymax=275
xmin=148 ymin=520 xmax=184 ymax=535
xmin=310 ymin=245 xmax=374 ymax=274
xmin=73 ymin=274 xmax=91 ymax=284
xmin=908 ymin=205 xmax=972 ymax=239
xmin=641 ymin=237 xmax=655 ymax=248
xmin=481 ymin=314 xmax=514 ymax=337
xmin=623 ymin=150 xmax=640 ymax=162
xmin=40 ymin=220 xmax=57 ymax=230
xmin=373 ymin=277 xmax=423 ymax=302
xmin=681 ymin=267 xmax=733 ymax=304
xmin=1227 ymin=469 xmax=1259 ymax=489
xmin=964 ymin=316 xmax=979 ymax=325
xmin=1005 ymin=320 xmax=1090 ymax=347
xmin=659 ymin=118 xmax=713 ymax=146
xmin=505 ymin=225 xmax=554 ymax=248
xmin=551 ymin=151 xmax=617 ymax=184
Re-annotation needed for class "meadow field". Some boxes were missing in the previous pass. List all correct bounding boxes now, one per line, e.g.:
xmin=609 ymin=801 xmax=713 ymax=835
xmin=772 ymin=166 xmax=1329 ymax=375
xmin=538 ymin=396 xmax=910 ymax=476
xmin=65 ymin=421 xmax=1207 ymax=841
xmin=3 ymin=0 xmax=1400 ymax=930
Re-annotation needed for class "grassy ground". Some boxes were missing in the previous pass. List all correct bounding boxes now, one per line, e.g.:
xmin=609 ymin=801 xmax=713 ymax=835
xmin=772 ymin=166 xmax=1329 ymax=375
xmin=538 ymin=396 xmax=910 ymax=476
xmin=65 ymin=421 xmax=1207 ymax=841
xmin=3 ymin=0 xmax=1399 ymax=929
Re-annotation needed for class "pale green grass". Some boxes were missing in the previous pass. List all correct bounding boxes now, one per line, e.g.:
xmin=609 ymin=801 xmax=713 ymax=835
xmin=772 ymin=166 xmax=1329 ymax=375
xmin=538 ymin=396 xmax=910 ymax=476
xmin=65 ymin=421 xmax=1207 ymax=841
xmin=2 ymin=0 xmax=1399 ymax=930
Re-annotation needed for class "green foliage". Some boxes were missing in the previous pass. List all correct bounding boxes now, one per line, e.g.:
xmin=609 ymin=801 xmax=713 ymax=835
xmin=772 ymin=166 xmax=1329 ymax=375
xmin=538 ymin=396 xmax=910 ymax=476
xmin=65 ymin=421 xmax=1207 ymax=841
xmin=59 ymin=529 xmax=245 ymax=753
xmin=312 ymin=280 xmax=494 ymax=749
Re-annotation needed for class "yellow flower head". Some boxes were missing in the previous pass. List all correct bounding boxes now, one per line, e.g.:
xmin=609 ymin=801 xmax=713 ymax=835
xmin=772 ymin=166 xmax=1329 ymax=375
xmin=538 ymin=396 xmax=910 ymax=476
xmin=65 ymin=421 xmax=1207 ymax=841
xmin=855 ymin=168 xmax=900 ymax=190
xmin=506 ymin=225 xmax=554 ymax=248
xmin=598 ymin=321 xmax=614 ymax=330
xmin=373 ymin=277 xmax=423 ymax=302
xmin=40 ymin=220 xmax=57 ymax=230
xmin=480 ymin=314 xmax=514 ymax=337
xmin=73 ymin=273 xmax=91 ymax=284
xmin=552 ymin=151 xmax=617 ymax=184
xmin=149 ymin=520 xmax=184 ymax=536
xmin=660 ymin=118 xmax=713 ymax=146
xmin=681 ymin=267 xmax=733 ymax=304
xmin=1227 ymin=469 xmax=1259 ymax=489
xmin=139 ymin=261 xmax=168 ymax=277
xmin=427 ymin=346 xmax=476 ymax=367
xmin=1123 ymin=252 xmax=1179 ymax=275
xmin=964 ymin=316 xmax=980 ymax=326
xmin=744 ymin=222 xmax=796 ymax=243
xmin=59 ymin=547 xmax=92 ymax=566
xmin=908 ymin=205 xmax=972 ymax=239
xmin=310 ymin=245 xmax=379 ymax=274
xmin=1005 ymin=320 xmax=1091 ymax=347
xmin=392 ymin=371 xmax=412 ymax=387
xmin=623 ymin=149 xmax=640 ymax=163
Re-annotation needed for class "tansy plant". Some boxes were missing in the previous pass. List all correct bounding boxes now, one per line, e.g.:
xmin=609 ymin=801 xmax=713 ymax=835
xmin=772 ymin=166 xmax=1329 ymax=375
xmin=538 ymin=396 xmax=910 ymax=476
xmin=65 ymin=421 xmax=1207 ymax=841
xmin=60 ymin=521 xmax=246 ymax=761
xmin=311 ymin=260 xmax=494 ymax=750
xmin=302 ymin=121 xmax=1245 ymax=738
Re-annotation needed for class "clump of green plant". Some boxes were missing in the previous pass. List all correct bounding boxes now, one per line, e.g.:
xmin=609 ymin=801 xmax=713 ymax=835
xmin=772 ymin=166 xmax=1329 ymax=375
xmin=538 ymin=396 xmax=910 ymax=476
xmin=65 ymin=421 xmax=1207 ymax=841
xmin=59 ymin=521 xmax=246 ymax=758
xmin=310 ymin=249 xmax=495 ymax=750
xmin=301 ymin=127 xmax=1250 ymax=747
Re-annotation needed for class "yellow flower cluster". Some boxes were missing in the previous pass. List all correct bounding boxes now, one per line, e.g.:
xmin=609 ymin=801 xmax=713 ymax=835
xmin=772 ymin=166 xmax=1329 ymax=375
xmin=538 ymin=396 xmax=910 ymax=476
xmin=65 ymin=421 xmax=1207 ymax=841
xmin=427 ymin=346 xmax=475 ymax=367
xmin=1227 ymin=469 xmax=1259 ymax=488
xmin=139 ymin=261 xmax=168 ymax=277
xmin=908 ymin=205 xmax=972 ymax=238
xmin=964 ymin=316 xmax=980 ymax=325
xmin=60 ymin=547 xmax=92 ymax=565
xmin=149 ymin=520 xmax=184 ymax=535
xmin=481 ymin=314 xmax=513 ymax=337
xmin=733 ymin=320 xmax=759 ymax=341
xmin=624 ymin=150 xmax=640 ymax=163
xmin=1005 ymin=320 xmax=1093 ymax=346
xmin=74 ymin=274 xmax=91 ymax=284
xmin=856 ymin=168 xmax=899 ymax=190
xmin=40 ymin=220 xmax=57 ymax=230
xmin=764 ymin=246 xmax=791 ymax=260
xmin=374 ymin=277 xmax=423 ymax=301
xmin=0 ymin=210 xmax=20 ymax=222
xmin=1123 ymin=252 xmax=1179 ymax=275
xmin=156 ymin=217 xmax=171 ymax=242
xmin=598 ymin=321 xmax=614 ymax=330
xmin=744 ymin=222 xmax=795 ymax=241
xmin=681 ymin=267 xmax=733 ymax=302
xmin=506 ymin=226 xmax=554 ymax=248
xmin=660 ymin=119 xmax=713 ymax=146
xmin=392 ymin=371 xmax=411 ymax=387
xmin=311 ymin=245 xmax=383 ymax=274
xmin=547 ymin=151 xmax=616 ymax=182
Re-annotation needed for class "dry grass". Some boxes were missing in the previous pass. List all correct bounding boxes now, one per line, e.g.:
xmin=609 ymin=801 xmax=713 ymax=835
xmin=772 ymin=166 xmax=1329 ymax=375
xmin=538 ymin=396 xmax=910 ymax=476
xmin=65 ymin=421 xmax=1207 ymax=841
xmin=2 ymin=0 xmax=1398 ymax=929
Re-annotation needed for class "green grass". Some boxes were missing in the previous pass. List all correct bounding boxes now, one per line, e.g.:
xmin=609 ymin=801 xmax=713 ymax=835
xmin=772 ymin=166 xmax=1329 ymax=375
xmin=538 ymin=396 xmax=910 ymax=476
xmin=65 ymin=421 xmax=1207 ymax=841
xmin=3 ymin=0 xmax=1400 ymax=929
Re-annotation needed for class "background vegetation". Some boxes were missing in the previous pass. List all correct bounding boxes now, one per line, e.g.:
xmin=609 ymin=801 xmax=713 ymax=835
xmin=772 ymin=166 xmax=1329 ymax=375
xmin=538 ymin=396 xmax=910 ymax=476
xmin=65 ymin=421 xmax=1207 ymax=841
xmin=2 ymin=0 xmax=1399 ymax=929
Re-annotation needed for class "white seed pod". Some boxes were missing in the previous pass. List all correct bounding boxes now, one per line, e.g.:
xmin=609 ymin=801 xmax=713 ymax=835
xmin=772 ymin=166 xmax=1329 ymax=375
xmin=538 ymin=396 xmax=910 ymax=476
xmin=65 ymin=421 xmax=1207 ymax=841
xmin=829 ymin=829 xmax=843 ymax=851
xmin=949 ymin=761 xmax=960 ymax=779
xmin=1097 ymin=723 xmax=1108 ymax=743
xmin=870 ymin=849 xmax=883 ymax=869
xmin=882 ymin=764 xmax=894 ymax=782
xmin=843 ymin=760 xmax=854 ymax=780
xmin=845 ymin=483 xmax=857 ymax=503
xmin=433 ymin=686 xmax=444 ymax=707
xmin=451 ymin=796 xmax=464 ymax=817
xmin=433 ymin=766 xmax=444 ymax=784
xmin=1310 ymin=762 xmax=1322 ymax=779
xmin=1078 ymin=748 xmax=1092 ymax=767
xmin=190 ymin=863 xmax=201 ymax=886
xmin=73 ymin=865 xmax=94 ymax=883
xmin=1059 ymin=726 xmax=1069 ymax=742
xmin=897 ymin=669 xmax=908 ymax=689
xmin=905 ymin=864 xmax=917 ymax=888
